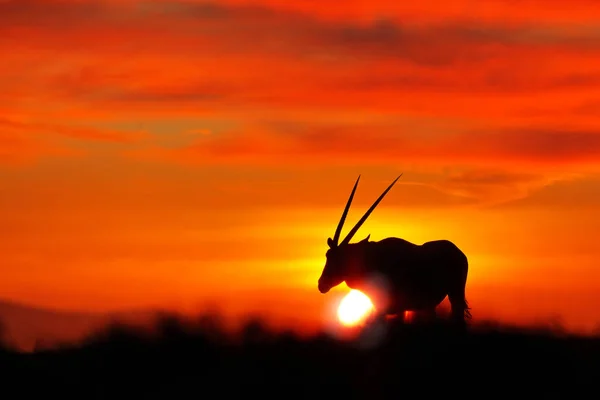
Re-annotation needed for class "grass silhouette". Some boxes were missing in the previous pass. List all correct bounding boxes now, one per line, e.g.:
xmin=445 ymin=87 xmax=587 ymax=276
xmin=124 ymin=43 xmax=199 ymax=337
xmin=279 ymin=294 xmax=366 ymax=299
xmin=1 ymin=313 xmax=599 ymax=399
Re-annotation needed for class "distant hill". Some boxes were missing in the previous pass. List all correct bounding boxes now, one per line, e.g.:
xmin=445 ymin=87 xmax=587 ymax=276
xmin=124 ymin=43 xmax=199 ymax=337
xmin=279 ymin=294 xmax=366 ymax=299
xmin=0 ymin=299 xmax=158 ymax=352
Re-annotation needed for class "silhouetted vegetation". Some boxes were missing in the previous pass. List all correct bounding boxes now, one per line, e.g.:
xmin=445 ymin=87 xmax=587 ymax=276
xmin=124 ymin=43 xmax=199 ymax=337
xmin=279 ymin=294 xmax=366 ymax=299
xmin=1 ymin=314 xmax=599 ymax=399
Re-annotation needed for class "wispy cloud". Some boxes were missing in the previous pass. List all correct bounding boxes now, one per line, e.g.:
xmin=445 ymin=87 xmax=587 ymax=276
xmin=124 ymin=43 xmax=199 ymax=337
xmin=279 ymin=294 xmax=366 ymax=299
xmin=3 ymin=0 xmax=600 ymax=110
xmin=127 ymin=123 xmax=600 ymax=168
xmin=2 ymin=0 xmax=599 ymax=198
xmin=0 ymin=117 xmax=148 ymax=164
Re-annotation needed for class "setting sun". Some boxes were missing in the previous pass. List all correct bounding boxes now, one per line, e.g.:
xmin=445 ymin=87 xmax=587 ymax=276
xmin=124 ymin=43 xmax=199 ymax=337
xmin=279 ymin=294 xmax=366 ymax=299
xmin=337 ymin=290 xmax=375 ymax=326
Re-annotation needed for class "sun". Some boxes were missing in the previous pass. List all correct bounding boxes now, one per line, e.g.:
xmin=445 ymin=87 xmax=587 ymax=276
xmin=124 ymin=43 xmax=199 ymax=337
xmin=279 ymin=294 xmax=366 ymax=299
xmin=337 ymin=290 xmax=375 ymax=326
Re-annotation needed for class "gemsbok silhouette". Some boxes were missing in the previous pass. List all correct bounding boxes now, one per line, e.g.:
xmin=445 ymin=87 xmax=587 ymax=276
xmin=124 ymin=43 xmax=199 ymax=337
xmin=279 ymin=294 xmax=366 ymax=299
xmin=317 ymin=174 xmax=471 ymax=325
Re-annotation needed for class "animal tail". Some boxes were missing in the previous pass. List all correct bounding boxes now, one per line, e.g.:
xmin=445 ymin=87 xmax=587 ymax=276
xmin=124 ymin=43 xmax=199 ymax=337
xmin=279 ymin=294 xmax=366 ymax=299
xmin=463 ymin=298 xmax=472 ymax=320
xmin=448 ymin=294 xmax=471 ymax=321
xmin=448 ymin=252 xmax=471 ymax=322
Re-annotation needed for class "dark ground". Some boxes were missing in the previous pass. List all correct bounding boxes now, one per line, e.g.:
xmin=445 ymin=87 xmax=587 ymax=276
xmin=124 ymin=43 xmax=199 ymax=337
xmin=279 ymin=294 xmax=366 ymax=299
xmin=1 ymin=314 xmax=599 ymax=399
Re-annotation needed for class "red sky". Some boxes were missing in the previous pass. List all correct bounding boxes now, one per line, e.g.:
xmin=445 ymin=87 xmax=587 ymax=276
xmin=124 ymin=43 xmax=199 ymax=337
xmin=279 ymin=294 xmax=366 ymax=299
xmin=2 ymin=0 xmax=600 ymax=336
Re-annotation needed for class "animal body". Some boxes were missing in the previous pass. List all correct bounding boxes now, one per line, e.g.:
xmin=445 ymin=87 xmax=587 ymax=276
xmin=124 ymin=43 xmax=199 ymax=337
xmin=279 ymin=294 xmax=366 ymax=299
xmin=317 ymin=175 xmax=471 ymax=324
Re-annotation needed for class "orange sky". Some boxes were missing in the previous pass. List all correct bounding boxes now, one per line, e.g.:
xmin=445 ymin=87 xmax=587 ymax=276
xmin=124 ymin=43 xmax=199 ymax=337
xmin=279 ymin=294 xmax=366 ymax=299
xmin=2 ymin=0 xmax=600 ymax=335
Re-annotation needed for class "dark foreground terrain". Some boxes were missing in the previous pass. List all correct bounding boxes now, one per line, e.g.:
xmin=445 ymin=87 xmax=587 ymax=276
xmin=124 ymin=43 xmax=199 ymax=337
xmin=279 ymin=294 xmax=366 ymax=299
xmin=1 ymin=315 xmax=599 ymax=399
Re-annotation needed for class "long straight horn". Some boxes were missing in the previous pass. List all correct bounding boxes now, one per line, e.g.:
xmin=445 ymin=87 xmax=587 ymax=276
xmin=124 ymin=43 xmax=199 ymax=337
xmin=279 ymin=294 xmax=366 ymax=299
xmin=340 ymin=174 xmax=402 ymax=246
xmin=332 ymin=175 xmax=361 ymax=246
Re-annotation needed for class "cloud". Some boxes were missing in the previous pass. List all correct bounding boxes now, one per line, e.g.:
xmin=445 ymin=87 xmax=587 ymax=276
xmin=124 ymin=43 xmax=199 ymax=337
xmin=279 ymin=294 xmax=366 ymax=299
xmin=4 ymin=1 xmax=600 ymax=73
xmin=428 ymin=169 xmax=565 ymax=205
xmin=0 ymin=0 xmax=599 ymax=134
xmin=122 ymin=120 xmax=600 ymax=207
xmin=213 ymin=0 xmax=600 ymax=25
xmin=0 ymin=119 xmax=74 ymax=165
xmin=127 ymin=123 xmax=600 ymax=169
xmin=2 ymin=0 xmax=600 ymax=171
xmin=489 ymin=174 xmax=600 ymax=210
xmin=0 ymin=117 xmax=147 ymax=165
xmin=2 ymin=0 xmax=592 ymax=124
xmin=0 ymin=130 xmax=72 ymax=166
xmin=0 ymin=118 xmax=147 ymax=143
xmin=4 ymin=1 xmax=600 ymax=59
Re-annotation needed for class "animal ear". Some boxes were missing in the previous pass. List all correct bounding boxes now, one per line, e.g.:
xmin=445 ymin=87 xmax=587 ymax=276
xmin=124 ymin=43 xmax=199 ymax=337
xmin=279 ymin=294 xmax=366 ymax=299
xmin=327 ymin=237 xmax=334 ymax=248
xmin=361 ymin=234 xmax=371 ymax=243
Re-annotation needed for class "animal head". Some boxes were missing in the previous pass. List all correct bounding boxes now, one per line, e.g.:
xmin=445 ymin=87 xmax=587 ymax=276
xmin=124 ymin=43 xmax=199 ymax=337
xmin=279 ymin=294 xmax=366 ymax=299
xmin=317 ymin=174 xmax=402 ymax=294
